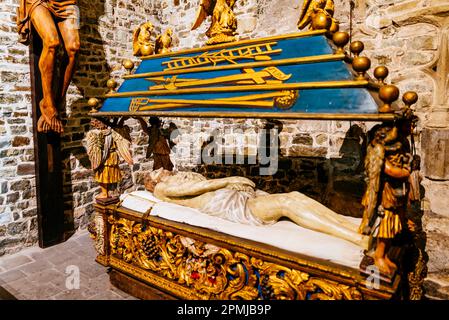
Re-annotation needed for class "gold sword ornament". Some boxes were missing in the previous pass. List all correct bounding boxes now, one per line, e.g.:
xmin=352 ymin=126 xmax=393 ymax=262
xmin=147 ymin=75 xmax=284 ymax=86
xmin=129 ymin=91 xmax=299 ymax=112
xmin=148 ymin=67 xmax=292 ymax=91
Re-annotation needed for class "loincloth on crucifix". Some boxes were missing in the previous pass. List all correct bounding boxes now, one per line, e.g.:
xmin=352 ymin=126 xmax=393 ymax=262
xmin=17 ymin=0 xmax=79 ymax=45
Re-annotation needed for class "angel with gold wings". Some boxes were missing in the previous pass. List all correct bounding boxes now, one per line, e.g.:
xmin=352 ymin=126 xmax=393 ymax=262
xmin=360 ymin=122 xmax=414 ymax=275
xmin=85 ymin=118 xmax=134 ymax=199
xmin=133 ymin=22 xmax=154 ymax=56
xmin=298 ymin=0 xmax=336 ymax=30
xmin=155 ymin=29 xmax=173 ymax=54
xmin=191 ymin=0 xmax=237 ymax=45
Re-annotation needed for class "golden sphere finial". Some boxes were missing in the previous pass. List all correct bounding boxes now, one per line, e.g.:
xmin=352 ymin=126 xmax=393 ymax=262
xmin=122 ymin=59 xmax=135 ymax=74
xmin=311 ymin=11 xmax=332 ymax=31
xmin=332 ymin=31 xmax=349 ymax=54
xmin=403 ymin=91 xmax=418 ymax=108
xmin=378 ymin=85 xmax=400 ymax=113
xmin=88 ymin=97 xmax=100 ymax=112
xmin=373 ymin=66 xmax=389 ymax=85
xmin=106 ymin=79 xmax=118 ymax=94
xmin=350 ymin=41 xmax=364 ymax=57
xmin=352 ymin=56 xmax=371 ymax=80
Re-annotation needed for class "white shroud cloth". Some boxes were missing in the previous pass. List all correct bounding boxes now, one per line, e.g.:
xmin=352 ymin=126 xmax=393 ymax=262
xmin=200 ymin=189 xmax=271 ymax=226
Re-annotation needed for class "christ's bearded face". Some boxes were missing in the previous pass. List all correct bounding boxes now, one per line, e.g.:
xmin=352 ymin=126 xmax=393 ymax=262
xmin=144 ymin=168 xmax=173 ymax=192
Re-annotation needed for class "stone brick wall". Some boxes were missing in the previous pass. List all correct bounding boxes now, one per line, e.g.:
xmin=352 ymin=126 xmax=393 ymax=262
xmin=0 ymin=0 xmax=36 ymax=255
xmin=0 ymin=0 xmax=448 ymax=298
xmin=0 ymin=0 xmax=160 ymax=255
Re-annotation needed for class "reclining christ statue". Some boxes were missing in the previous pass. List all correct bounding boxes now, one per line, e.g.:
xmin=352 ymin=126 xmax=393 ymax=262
xmin=145 ymin=169 xmax=371 ymax=250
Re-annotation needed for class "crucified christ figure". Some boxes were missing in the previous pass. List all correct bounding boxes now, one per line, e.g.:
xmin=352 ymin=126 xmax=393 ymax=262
xmin=17 ymin=0 xmax=80 ymax=134
xmin=145 ymin=169 xmax=371 ymax=250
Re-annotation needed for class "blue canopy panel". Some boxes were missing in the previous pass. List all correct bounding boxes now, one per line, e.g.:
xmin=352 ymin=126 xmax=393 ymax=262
xmin=97 ymin=32 xmax=382 ymax=118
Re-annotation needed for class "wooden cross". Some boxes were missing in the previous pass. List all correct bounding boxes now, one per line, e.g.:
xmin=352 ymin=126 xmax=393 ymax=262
xmin=29 ymin=28 xmax=65 ymax=248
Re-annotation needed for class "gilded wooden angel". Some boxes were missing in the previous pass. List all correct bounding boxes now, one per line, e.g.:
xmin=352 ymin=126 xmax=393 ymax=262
xmin=360 ymin=123 xmax=413 ymax=275
xmin=155 ymin=29 xmax=173 ymax=54
xmin=133 ymin=22 xmax=154 ymax=56
xmin=191 ymin=0 xmax=237 ymax=45
xmin=298 ymin=0 xmax=335 ymax=30
xmin=85 ymin=118 xmax=134 ymax=200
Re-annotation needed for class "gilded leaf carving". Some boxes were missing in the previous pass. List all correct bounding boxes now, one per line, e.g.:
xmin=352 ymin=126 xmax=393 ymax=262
xmin=108 ymin=215 xmax=363 ymax=300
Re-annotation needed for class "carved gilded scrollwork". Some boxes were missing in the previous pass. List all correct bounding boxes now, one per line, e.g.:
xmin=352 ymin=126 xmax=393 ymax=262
xmin=108 ymin=215 xmax=363 ymax=300
xmin=408 ymin=248 xmax=427 ymax=300
xmin=88 ymin=213 xmax=106 ymax=256
xmin=274 ymin=90 xmax=299 ymax=110
xmin=405 ymin=210 xmax=428 ymax=300
xmin=109 ymin=216 xmax=135 ymax=263
xmin=252 ymin=258 xmax=362 ymax=300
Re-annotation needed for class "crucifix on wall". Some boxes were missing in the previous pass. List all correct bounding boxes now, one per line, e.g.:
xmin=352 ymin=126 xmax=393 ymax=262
xmin=16 ymin=0 xmax=80 ymax=247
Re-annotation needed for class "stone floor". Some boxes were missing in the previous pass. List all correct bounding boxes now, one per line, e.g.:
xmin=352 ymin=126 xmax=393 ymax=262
xmin=1 ymin=229 xmax=447 ymax=300
xmin=0 ymin=230 xmax=137 ymax=300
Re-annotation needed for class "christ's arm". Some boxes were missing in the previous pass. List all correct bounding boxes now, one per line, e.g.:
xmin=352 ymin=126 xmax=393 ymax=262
xmin=155 ymin=176 xmax=255 ymax=199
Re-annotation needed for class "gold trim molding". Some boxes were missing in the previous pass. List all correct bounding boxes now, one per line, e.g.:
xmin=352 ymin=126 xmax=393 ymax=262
xmin=90 ymin=111 xmax=397 ymax=121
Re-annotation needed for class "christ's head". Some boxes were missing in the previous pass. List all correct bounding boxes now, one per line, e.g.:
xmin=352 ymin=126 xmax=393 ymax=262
xmin=144 ymin=168 xmax=173 ymax=192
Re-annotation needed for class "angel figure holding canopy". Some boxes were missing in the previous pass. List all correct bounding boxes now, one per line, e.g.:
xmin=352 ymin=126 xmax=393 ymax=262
xmin=360 ymin=117 xmax=417 ymax=275
xmin=85 ymin=118 xmax=134 ymax=200
xmin=191 ymin=0 xmax=238 ymax=45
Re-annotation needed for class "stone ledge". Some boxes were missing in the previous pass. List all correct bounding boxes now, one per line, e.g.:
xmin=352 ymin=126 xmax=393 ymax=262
xmin=425 ymin=272 xmax=449 ymax=300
